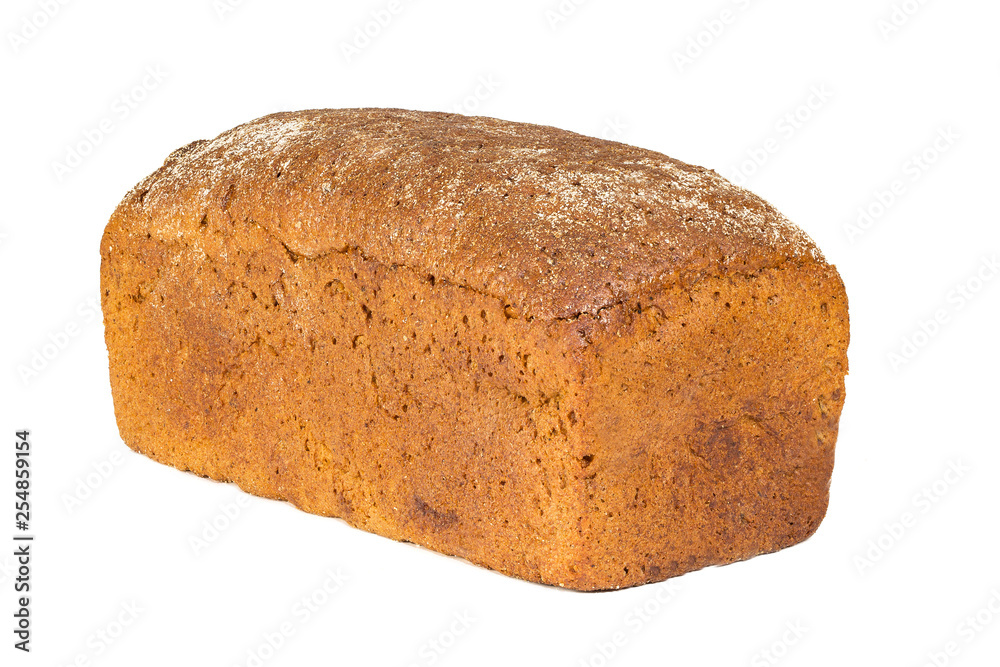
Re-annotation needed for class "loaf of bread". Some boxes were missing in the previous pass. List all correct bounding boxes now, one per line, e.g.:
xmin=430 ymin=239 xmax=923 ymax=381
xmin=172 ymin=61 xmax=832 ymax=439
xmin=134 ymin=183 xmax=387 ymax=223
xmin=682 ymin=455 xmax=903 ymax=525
xmin=101 ymin=109 xmax=849 ymax=590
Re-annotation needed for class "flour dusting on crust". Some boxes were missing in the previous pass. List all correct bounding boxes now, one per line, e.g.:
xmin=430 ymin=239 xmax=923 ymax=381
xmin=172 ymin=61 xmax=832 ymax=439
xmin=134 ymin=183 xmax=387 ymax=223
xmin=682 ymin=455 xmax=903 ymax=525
xmin=124 ymin=108 xmax=824 ymax=320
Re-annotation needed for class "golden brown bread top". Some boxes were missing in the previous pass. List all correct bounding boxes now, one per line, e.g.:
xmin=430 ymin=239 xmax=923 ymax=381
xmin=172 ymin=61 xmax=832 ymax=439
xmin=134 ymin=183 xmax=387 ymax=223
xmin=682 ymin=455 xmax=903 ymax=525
xmin=120 ymin=108 xmax=823 ymax=320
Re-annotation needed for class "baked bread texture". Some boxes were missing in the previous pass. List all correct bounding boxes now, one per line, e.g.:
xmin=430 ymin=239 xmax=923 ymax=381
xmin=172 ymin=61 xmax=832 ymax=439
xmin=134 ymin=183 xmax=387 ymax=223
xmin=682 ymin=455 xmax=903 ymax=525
xmin=101 ymin=109 xmax=849 ymax=590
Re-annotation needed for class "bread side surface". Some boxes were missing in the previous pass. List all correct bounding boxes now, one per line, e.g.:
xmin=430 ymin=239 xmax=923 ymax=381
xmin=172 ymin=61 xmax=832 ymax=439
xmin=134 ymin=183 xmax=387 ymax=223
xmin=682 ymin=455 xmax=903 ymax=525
xmin=567 ymin=261 xmax=848 ymax=588
xmin=102 ymin=108 xmax=849 ymax=590
xmin=101 ymin=204 xmax=598 ymax=586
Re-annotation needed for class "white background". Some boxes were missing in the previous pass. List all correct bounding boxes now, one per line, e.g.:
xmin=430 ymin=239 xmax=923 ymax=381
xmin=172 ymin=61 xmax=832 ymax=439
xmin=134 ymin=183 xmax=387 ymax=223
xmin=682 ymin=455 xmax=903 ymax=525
xmin=1 ymin=0 xmax=998 ymax=665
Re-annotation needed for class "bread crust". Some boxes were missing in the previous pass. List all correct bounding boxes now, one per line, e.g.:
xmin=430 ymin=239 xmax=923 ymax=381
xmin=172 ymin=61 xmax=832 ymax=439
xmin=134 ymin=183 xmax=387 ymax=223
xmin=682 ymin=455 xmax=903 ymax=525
xmin=101 ymin=109 xmax=849 ymax=590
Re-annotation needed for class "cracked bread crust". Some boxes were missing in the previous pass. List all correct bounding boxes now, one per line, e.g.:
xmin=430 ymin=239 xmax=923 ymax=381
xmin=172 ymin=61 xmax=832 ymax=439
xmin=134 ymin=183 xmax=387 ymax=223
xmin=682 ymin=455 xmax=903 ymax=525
xmin=101 ymin=109 xmax=849 ymax=590
xmin=126 ymin=108 xmax=821 ymax=320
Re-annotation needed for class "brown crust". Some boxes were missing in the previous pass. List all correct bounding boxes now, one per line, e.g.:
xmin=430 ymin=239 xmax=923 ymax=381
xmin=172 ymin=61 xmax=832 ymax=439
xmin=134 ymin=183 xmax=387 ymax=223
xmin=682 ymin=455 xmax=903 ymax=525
xmin=101 ymin=109 xmax=849 ymax=590
xmin=123 ymin=108 xmax=821 ymax=320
